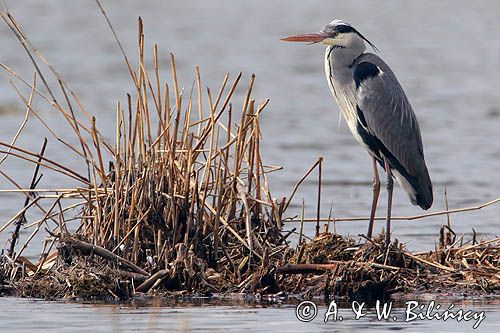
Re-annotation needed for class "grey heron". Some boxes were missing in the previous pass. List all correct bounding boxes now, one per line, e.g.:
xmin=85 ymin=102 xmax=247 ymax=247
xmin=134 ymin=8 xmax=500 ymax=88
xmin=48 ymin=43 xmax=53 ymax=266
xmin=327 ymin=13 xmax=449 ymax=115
xmin=282 ymin=19 xmax=433 ymax=248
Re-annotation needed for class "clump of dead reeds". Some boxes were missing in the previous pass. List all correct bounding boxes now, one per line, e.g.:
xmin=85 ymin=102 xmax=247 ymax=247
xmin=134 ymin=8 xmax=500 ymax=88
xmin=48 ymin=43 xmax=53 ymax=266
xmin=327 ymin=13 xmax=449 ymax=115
xmin=0 ymin=10 xmax=290 ymax=298
xmin=277 ymin=226 xmax=500 ymax=302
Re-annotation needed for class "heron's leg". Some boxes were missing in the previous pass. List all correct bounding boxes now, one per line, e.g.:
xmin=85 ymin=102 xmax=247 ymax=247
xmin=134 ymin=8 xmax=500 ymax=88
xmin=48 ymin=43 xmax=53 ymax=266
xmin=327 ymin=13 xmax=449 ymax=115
xmin=367 ymin=157 xmax=380 ymax=239
xmin=384 ymin=157 xmax=393 ymax=249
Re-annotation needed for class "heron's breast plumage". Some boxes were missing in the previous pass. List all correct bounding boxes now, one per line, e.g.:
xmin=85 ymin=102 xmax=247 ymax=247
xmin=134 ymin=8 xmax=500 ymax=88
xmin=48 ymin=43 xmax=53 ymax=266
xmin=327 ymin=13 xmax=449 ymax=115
xmin=324 ymin=49 xmax=370 ymax=151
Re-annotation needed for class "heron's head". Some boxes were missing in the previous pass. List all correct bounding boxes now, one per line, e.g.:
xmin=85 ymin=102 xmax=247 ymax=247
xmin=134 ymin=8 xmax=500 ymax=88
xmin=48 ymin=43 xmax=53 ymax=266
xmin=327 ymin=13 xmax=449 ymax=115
xmin=281 ymin=19 xmax=378 ymax=52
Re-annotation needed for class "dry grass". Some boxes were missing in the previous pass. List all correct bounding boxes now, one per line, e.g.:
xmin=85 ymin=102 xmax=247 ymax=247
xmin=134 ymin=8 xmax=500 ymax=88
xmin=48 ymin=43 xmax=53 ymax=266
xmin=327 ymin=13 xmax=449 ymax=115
xmin=278 ymin=227 xmax=500 ymax=302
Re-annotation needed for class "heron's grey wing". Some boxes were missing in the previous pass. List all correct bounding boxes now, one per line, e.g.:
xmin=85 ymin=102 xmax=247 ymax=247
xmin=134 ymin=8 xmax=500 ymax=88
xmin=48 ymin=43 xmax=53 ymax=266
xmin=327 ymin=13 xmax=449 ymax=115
xmin=352 ymin=53 xmax=433 ymax=209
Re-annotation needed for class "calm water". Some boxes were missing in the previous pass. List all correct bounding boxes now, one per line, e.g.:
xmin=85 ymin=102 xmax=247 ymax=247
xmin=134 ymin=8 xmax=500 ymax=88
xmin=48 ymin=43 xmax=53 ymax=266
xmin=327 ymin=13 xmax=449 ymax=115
xmin=0 ymin=297 xmax=499 ymax=332
xmin=0 ymin=0 xmax=499 ymax=331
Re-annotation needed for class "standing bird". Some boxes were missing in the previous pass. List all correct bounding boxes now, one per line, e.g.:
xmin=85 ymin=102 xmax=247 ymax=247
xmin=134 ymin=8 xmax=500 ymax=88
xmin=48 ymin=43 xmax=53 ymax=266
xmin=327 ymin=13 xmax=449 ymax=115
xmin=282 ymin=19 xmax=433 ymax=248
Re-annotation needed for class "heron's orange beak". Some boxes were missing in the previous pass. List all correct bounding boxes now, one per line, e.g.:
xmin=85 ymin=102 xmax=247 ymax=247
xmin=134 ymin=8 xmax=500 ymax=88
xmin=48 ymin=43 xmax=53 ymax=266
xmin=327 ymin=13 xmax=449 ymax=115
xmin=280 ymin=32 xmax=329 ymax=43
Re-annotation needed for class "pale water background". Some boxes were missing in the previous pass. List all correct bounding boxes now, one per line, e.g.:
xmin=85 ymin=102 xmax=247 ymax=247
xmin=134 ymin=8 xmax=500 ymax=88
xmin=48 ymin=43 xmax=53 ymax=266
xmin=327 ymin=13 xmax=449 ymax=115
xmin=0 ymin=297 xmax=499 ymax=332
xmin=0 ymin=0 xmax=499 ymax=331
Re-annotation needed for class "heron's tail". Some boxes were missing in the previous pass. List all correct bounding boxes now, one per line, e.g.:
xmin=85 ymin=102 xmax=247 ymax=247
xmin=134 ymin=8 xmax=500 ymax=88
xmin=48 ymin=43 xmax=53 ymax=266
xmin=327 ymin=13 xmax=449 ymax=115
xmin=393 ymin=165 xmax=433 ymax=210
xmin=413 ymin=167 xmax=433 ymax=210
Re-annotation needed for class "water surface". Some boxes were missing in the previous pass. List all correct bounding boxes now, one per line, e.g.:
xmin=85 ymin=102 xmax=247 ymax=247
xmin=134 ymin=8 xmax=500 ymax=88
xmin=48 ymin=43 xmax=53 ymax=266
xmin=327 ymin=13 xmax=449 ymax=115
xmin=1 ymin=297 xmax=499 ymax=332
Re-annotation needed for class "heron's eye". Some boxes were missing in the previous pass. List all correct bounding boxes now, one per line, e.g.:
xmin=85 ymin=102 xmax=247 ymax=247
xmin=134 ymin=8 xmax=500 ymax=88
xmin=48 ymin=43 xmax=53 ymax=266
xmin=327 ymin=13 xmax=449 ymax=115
xmin=331 ymin=32 xmax=338 ymax=37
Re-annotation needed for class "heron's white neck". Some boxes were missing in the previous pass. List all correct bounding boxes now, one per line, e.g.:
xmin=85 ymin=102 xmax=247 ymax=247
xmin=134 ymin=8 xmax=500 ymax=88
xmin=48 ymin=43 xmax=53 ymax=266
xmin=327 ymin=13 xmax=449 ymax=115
xmin=325 ymin=33 xmax=366 ymax=67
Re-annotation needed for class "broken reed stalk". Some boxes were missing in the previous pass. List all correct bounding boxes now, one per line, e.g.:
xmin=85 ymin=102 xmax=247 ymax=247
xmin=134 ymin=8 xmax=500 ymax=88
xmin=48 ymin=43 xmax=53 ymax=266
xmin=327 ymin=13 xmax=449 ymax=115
xmin=316 ymin=156 xmax=322 ymax=237
xmin=8 ymin=138 xmax=47 ymax=257
xmin=283 ymin=157 xmax=323 ymax=213
xmin=62 ymin=238 xmax=149 ymax=276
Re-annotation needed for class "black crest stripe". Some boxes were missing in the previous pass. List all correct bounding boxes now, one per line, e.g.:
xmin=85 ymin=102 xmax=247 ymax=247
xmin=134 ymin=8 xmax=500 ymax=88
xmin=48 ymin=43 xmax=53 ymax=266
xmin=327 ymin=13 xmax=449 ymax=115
xmin=334 ymin=25 xmax=357 ymax=34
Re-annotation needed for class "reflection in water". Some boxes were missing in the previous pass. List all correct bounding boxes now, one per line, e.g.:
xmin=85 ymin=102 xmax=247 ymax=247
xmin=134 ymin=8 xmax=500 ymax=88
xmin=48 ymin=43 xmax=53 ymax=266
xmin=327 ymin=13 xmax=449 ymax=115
xmin=0 ymin=297 xmax=499 ymax=332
